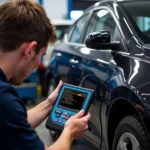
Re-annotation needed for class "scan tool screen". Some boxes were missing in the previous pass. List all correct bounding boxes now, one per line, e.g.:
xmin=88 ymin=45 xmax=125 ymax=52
xmin=58 ymin=89 xmax=87 ymax=111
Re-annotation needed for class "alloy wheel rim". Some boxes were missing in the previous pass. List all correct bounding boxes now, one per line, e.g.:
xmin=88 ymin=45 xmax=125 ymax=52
xmin=117 ymin=132 xmax=140 ymax=150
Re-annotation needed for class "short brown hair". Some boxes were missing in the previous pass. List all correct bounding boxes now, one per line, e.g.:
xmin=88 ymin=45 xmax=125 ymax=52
xmin=0 ymin=0 xmax=57 ymax=53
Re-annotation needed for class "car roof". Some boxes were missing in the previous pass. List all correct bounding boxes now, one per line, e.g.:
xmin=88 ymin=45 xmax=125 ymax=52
xmin=84 ymin=0 xmax=137 ymax=13
xmin=51 ymin=19 xmax=74 ymax=26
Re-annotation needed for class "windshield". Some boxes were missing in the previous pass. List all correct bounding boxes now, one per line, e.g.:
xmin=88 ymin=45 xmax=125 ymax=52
xmin=121 ymin=1 xmax=150 ymax=44
xmin=55 ymin=25 xmax=70 ymax=40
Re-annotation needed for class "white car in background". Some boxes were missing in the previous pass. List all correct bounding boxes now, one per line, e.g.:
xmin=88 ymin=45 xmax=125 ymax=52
xmin=42 ymin=19 xmax=73 ymax=68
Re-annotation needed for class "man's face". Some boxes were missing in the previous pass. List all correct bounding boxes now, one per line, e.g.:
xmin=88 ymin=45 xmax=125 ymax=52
xmin=10 ymin=43 xmax=47 ymax=85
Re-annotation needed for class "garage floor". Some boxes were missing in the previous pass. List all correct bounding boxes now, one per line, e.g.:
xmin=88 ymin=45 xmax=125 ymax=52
xmin=26 ymin=98 xmax=95 ymax=150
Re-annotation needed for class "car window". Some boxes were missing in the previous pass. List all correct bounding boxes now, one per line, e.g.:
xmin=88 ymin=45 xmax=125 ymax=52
xmin=133 ymin=17 xmax=150 ymax=33
xmin=121 ymin=1 xmax=150 ymax=44
xmin=55 ymin=25 xmax=70 ymax=40
xmin=84 ymin=9 xmax=117 ymax=42
xmin=70 ymin=15 xmax=89 ymax=43
xmin=67 ymin=26 xmax=75 ymax=41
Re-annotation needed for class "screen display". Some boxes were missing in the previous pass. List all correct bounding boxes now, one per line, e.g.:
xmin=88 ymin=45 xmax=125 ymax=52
xmin=58 ymin=88 xmax=87 ymax=111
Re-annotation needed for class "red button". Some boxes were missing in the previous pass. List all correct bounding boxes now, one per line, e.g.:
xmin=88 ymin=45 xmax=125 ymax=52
xmin=65 ymin=116 xmax=70 ymax=120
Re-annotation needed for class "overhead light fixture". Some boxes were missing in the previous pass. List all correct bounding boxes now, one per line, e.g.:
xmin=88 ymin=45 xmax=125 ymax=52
xmin=70 ymin=10 xmax=84 ymax=21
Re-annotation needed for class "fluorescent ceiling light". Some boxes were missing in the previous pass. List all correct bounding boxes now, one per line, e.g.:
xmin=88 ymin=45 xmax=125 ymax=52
xmin=70 ymin=10 xmax=84 ymax=21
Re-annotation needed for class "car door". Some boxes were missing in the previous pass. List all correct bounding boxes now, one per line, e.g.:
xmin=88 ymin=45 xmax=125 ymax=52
xmin=78 ymin=9 xmax=125 ymax=148
xmin=54 ymin=13 xmax=91 ymax=85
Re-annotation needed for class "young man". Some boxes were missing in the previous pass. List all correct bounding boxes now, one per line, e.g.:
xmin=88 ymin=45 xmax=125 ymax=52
xmin=0 ymin=0 xmax=91 ymax=150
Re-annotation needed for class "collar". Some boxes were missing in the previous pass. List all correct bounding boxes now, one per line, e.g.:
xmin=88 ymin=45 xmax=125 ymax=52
xmin=0 ymin=69 xmax=8 ymax=82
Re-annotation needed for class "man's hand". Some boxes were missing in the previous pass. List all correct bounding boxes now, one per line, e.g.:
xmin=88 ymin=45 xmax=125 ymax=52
xmin=47 ymin=110 xmax=91 ymax=150
xmin=27 ymin=80 xmax=63 ymax=129
xmin=46 ymin=80 xmax=63 ymax=107
xmin=63 ymin=110 xmax=91 ymax=140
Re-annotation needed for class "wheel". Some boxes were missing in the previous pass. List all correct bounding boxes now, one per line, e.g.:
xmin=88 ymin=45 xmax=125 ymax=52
xmin=112 ymin=115 xmax=150 ymax=150
xmin=49 ymin=130 xmax=60 ymax=141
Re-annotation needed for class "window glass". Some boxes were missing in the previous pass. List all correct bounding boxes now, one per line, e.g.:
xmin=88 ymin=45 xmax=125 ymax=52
xmin=84 ymin=9 xmax=117 ymax=42
xmin=70 ymin=15 xmax=89 ymax=43
xmin=55 ymin=25 xmax=70 ymax=40
xmin=67 ymin=26 xmax=75 ymax=41
xmin=121 ymin=1 xmax=150 ymax=43
xmin=134 ymin=17 xmax=150 ymax=33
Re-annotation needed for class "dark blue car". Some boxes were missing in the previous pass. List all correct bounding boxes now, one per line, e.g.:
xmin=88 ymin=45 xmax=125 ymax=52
xmin=45 ymin=0 xmax=150 ymax=149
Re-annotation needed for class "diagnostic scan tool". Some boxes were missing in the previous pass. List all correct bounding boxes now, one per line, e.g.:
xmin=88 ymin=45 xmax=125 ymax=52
xmin=46 ymin=83 xmax=94 ymax=131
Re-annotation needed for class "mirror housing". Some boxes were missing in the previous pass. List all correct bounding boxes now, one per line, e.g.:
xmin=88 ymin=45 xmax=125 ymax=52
xmin=85 ymin=31 xmax=120 ymax=50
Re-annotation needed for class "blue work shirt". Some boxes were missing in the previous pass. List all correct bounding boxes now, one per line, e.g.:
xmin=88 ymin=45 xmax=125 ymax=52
xmin=0 ymin=69 xmax=44 ymax=150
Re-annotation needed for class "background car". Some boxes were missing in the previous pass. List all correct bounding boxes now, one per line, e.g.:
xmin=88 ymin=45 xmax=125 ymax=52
xmin=37 ymin=19 xmax=73 ymax=96
xmin=15 ymin=71 xmax=38 ymax=104
xmin=43 ymin=19 xmax=74 ymax=68
xmin=45 ymin=0 xmax=150 ymax=150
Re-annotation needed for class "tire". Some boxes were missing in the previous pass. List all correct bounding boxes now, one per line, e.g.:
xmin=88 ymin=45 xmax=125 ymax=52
xmin=49 ymin=130 xmax=60 ymax=141
xmin=112 ymin=115 xmax=150 ymax=150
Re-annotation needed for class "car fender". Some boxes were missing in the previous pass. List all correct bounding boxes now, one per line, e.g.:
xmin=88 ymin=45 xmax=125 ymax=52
xmin=107 ymin=86 xmax=147 ymax=117
xmin=106 ymin=86 xmax=150 ymax=143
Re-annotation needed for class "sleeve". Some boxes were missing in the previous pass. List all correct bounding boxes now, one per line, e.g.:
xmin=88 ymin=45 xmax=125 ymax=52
xmin=0 ymin=92 xmax=45 ymax=150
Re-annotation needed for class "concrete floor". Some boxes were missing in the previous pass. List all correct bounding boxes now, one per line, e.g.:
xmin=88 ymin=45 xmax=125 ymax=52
xmin=25 ymin=98 xmax=95 ymax=150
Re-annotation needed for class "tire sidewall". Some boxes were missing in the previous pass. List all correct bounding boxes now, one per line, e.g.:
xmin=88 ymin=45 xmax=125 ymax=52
xmin=49 ymin=130 xmax=60 ymax=141
xmin=112 ymin=116 xmax=149 ymax=150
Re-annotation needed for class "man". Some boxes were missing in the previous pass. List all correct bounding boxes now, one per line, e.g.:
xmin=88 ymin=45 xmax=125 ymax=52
xmin=0 ymin=0 xmax=91 ymax=150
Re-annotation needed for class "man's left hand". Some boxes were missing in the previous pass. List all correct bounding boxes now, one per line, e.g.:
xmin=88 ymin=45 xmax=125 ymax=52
xmin=47 ymin=80 xmax=63 ymax=107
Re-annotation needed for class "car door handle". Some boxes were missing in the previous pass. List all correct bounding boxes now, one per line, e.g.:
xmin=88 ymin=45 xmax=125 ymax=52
xmin=70 ymin=58 xmax=78 ymax=65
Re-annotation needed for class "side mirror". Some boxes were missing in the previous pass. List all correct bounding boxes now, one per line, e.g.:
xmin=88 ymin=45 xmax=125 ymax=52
xmin=85 ymin=31 xmax=120 ymax=50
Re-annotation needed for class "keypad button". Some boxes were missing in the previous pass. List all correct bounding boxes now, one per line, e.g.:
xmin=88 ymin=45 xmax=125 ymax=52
xmin=54 ymin=119 xmax=58 ymax=122
xmin=55 ymin=110 xmax=62 ymax=114
xmin=56 ymin=114 xmax=61 ymax=118
xmin=64 ymin=112 xmax=68 ymax=115
xmin=58 ymin=120 xmax=62 ymax=123
xmin=65 ymin=116 xmax=70 ymax=120
xmin=62 ymin=122 xmax=66 ymax=125
xmin=62 ymin=115 xmax=66 ymax=119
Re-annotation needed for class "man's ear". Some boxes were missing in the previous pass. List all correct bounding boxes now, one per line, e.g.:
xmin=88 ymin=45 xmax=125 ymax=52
xmin=24 ymin=41 xmax=37 ymax=60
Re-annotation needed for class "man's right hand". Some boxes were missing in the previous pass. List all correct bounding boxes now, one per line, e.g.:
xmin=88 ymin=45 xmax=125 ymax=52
xmin=63 ymin=110 xmax=91 ymax=140
xmin=46 ymin=110 xmax=91 ymax=150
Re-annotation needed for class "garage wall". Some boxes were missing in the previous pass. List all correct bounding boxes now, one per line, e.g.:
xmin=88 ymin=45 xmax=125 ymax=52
xmin=34 ymin=0 xmax=68 ymax=20
xmin=43 ymin=0 xmax=67 ymax=20
xmin=0 ymin=0 xmax=6 ymax=5
xmin=0 ymin=0 xmax=68 ymax=20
